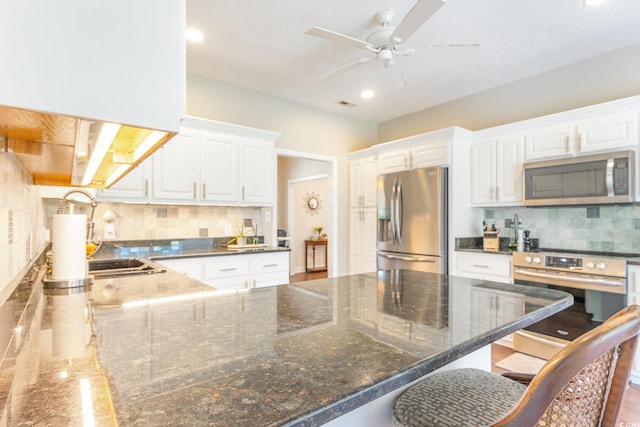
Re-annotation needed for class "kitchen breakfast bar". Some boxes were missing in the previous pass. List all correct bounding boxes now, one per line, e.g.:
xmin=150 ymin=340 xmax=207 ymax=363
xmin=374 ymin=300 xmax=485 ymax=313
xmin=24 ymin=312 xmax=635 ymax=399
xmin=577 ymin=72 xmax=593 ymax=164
xmin=1 ymin=257 xmax=572 ymax=426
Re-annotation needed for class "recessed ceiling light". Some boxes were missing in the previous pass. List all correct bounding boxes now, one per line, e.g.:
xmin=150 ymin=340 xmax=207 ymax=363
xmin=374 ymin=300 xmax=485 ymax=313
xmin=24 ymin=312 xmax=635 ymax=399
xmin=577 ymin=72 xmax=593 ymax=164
xmin=360 ymin=89 xmax=375 ymax=99
xmin=583 ymin=0 xmax=609 ymax=5
xmin=185 ymin=28 xmax=204 ymax=42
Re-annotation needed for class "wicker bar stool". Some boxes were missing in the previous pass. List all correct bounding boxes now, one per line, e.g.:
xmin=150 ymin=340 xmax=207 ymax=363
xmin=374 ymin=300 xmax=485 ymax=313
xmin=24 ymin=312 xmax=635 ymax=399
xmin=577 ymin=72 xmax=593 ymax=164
xmin=393 ymin=305 xmax=640 ymax=427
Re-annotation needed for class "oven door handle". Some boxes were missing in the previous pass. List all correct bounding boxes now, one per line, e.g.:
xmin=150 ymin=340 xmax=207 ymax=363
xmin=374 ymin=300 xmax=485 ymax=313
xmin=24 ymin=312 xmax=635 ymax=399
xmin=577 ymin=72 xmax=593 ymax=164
xmin=513 ymin=268 xmax=625 ymax=286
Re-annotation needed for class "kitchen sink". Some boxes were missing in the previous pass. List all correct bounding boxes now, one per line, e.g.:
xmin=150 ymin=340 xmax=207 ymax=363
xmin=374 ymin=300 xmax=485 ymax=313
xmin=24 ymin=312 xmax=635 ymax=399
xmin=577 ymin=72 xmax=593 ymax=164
xmin=88 ymin=257 xmax=166 ymax=278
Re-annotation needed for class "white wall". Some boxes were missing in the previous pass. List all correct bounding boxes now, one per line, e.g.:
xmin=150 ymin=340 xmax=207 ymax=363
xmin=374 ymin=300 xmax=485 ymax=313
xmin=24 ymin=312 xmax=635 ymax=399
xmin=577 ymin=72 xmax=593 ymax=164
xmin=378 ymin=42 xmax=640 ymax=142
xmin=289 ymin=177 xmax=329 ymax=274
xmin=186 ymin=75 xmax=377 ymax=275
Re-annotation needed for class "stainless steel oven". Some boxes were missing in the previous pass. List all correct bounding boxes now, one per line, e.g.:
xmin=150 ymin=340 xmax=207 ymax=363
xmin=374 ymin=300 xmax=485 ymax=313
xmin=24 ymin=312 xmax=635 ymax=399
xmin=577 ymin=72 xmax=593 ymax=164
xmin=512 ymin=251 xmax=627 ymax=359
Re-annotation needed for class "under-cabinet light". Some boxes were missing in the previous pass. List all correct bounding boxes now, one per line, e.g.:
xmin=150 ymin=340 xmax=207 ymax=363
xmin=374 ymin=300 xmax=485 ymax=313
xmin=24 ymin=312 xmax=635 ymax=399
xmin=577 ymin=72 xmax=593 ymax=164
xmin=81 ymin=123 xmax=121 ymax=186
xmin=583 ymin=0 xmax=609 ymax=5
xmin=103 ymin=130 xmax=167 ymax=187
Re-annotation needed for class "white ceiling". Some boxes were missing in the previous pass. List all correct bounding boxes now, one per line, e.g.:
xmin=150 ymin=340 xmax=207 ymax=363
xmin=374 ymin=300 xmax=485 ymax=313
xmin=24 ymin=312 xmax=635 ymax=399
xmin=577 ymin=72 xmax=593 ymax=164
xmin=186 ymin=0 xmax=640 ymax=123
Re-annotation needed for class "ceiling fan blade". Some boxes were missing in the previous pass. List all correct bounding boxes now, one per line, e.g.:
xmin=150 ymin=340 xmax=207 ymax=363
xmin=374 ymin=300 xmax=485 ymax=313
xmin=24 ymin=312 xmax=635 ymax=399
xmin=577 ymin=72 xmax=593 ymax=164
xmin=391 ymin=0 xmax=446 ymax=44
xmin=415 ymin=43 xmax=480 ymax=58
xmin=313 ymin=57 xmax=375 ymax=81
xmin=305 ymin=26 xmax=373 ymax=50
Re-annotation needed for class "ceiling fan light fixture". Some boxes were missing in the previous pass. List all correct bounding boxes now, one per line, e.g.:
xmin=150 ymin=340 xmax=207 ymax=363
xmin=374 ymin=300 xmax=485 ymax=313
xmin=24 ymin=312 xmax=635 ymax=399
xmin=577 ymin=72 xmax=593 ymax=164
xmin=378 ymin=48 xmax=394 ymax=66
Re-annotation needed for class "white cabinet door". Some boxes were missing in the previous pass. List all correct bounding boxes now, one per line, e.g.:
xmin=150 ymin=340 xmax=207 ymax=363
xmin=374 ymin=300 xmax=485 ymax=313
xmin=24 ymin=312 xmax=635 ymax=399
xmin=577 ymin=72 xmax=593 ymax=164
xmin=349 ymin=156 xmax=378 ymax=208
xmin=160 ymin=258 xmax=204 ymax=280
xmin=471 ymin=137 xmax=523 ymax=205
xmin=199 ymin=133 xmax=239 ymax=202
xmin=411 ymin=140 xmax=449 ymax=169
xmin=576 ymin=113 xmax=637 ymax=154
xmin=524 ymin=112 xmax=637 ymax=161
xmin=97 ymin=161 xmax=150 ymax=201
xmin=470 ymin=141 xmax=496 ymax=205
xmin=349 ymin=207 xmax=377 ymax=274
xmin=524 ymin=126 xmax=575 ymax=160
xmin=240 ymin=141 xmax=275 ymax=204
xmin=152 ymin=130 xmax=199 ymax=202
xmin=495 ymin=136 xmax=524 ymax=203
xmin=378 ymin=150 xmax=410 ymax=173
xmin=455 ymin=252 xmax=513 ymax=284
xmin=250 ymin=252 xmax=290 ymax=288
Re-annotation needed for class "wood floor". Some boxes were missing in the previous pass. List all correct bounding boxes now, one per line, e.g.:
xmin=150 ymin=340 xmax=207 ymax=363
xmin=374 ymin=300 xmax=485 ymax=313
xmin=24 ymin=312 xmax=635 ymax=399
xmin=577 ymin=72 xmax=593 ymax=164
xmin=492 ymin=342 xmax=640 ymax=424
xmin=289 ymin=272 xmax=640 ymax=423
xmin=290 ymin=271 xmax=328 ymax=283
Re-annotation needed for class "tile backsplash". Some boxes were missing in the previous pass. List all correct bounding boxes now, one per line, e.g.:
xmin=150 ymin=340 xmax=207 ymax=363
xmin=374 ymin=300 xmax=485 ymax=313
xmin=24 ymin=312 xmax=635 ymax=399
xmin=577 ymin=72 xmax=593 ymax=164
xmin=0 ymin=153 xmax=47 ymax=301
xmin=43 ymin=201 xmax=273 ymax=243
xmin=486 ymin=204 xmax=640 ymax=254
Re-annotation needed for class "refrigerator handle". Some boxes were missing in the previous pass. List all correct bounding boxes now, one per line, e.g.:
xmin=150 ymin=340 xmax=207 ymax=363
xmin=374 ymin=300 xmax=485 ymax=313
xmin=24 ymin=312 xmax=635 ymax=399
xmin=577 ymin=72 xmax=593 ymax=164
xmin=390 ymin=179 xmax=397 ymax=245
xmin=396 ymin=179 xmax=403 ymax=245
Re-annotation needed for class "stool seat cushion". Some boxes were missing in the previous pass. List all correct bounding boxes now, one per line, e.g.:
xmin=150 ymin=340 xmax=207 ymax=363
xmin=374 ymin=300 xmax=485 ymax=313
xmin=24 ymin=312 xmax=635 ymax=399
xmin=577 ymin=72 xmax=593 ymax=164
xmin=393 ymin=368 xmax=527 ymax=427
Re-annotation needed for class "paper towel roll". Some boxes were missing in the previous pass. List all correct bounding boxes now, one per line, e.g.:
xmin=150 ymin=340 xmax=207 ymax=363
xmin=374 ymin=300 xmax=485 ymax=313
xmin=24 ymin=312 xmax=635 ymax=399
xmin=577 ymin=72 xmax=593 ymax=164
xmin=52 ymin=214 xmax=87 ymax=280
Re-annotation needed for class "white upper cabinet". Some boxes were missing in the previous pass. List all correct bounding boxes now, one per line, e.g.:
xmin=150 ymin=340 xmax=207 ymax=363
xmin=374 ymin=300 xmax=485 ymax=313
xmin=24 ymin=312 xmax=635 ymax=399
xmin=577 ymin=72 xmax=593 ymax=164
xmin=152 ymin=130 xmax=200 ymax=202
xmin=0 ymin=0 xmax=184 ymax=133
xmin=349 ymin=154 xmax=378 ymax=208
xmin=376 ymin=132 xmax=451 ymax=174
xmin=96 ymin=162 xmax=151 ymax=202
xmin=200 ymin=134 xmax=239 ymax=202
xmin=99 ymin=117 xmax=279 ymax=206
xmin=378 ymin=150 xmax=411 ymax=173
xmin=240 ymin=141 xmax=276 ymax=204
xmin=525 ymin=112 xmax=637 ymax=161
xmin=471 ymin=136 xmax=523 ymax=206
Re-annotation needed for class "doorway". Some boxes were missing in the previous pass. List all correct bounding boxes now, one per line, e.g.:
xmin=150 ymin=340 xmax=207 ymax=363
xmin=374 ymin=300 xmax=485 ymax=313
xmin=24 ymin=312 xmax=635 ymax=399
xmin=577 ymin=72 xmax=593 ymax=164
xmin=276 ymin=149 xmax=337 ymax=278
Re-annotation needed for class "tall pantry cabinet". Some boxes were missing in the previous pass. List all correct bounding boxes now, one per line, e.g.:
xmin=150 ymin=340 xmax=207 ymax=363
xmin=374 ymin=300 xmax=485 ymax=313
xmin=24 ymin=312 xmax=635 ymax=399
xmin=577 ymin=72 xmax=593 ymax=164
xmin=348 ymin=153 xmax=378 ymax=274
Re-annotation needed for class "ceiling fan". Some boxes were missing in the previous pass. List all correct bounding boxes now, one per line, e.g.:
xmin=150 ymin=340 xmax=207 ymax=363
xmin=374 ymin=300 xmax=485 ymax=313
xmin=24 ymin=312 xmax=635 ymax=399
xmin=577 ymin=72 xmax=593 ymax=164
xmin=305 ymin=0 xmax=478 ymax=86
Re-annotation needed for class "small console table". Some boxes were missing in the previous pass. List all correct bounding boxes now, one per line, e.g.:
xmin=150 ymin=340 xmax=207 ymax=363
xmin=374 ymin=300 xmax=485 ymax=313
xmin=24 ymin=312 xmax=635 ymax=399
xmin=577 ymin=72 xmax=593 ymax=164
xmin=305 ymin=239 xmax=328 ymax=273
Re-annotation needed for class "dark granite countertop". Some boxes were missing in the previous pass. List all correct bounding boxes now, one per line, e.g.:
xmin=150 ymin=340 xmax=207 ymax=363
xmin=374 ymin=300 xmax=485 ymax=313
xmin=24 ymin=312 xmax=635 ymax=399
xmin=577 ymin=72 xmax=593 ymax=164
xmin=455 ymin=237 xmax=640 ymax=264
xmin=0 ymin=253 xmax=572 ymax=426
xmin=92 ymin=238 xmax=290 ymax=261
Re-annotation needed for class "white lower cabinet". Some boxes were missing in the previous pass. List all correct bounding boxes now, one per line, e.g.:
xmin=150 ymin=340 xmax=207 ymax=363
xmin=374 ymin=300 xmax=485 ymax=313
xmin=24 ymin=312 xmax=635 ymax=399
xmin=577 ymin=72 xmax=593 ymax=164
xmin=454 ymin=251 xmax=513 ymax=284
xmin=349 ymin=207 xmax=377 ymax=274
xmin=160 ymin=252 xmax=290 ymax=291
xmin=627 ymin=265 xmax=640 ymax=384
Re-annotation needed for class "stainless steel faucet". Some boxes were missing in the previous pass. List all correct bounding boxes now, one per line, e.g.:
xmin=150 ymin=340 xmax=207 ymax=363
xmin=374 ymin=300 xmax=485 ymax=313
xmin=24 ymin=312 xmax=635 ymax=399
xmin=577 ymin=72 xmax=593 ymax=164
xmin=57 ymin=189 xmax=98 ymax=242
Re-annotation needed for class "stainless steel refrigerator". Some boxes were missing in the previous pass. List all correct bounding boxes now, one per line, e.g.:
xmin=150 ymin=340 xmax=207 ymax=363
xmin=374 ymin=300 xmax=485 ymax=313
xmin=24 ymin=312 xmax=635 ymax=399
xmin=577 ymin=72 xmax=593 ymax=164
xmin=377 ymin=167 xmax=447 ymax=274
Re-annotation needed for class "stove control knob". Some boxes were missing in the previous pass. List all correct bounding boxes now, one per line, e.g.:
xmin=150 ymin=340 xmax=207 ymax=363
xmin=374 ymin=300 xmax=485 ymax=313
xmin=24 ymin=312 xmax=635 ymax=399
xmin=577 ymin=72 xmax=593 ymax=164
xmin=598 ymin=262 xmax=607 ymax=270
xmin=587 ymin=261 xmax=596 ymax=269
xmin=533 ymin=256 xmax=542 ymax=264
xmin=525 ymin=256 xmax=533 ymax=263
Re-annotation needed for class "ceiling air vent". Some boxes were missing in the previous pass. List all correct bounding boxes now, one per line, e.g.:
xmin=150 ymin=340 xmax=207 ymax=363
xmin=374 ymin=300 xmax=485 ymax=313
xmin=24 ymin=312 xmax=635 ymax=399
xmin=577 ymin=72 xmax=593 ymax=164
xmin=337 ymin=100 xmax=358 ymax=107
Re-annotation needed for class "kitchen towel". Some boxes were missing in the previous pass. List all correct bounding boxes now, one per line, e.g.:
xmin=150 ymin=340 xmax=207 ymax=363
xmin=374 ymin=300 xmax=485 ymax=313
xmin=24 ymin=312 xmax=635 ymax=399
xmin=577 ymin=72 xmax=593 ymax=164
xmin=52 ymin=214 xmax=87 ymax=280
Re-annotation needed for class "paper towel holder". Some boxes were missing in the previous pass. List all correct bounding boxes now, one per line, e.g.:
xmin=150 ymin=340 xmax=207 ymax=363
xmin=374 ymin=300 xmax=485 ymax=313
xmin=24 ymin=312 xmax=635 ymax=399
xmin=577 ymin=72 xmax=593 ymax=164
xmin=44 ymin=189 xmax=98 ymax=289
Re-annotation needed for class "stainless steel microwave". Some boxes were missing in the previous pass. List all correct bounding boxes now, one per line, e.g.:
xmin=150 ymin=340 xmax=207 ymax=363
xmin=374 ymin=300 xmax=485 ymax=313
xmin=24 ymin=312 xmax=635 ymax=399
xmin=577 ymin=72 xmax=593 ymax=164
xmin=523 ymin=150 xmax=635 ymax=206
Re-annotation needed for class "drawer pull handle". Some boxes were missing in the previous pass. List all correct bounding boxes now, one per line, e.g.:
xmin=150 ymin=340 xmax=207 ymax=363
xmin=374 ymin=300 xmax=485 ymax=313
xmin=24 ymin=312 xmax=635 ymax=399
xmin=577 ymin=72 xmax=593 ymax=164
xmin=219 ymin=268 xmax=238 ymax=272
xmin=472 ymin=264 xmax=489 ymax=268
xmin=263 ymin=264 xmax=278 ymax=268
